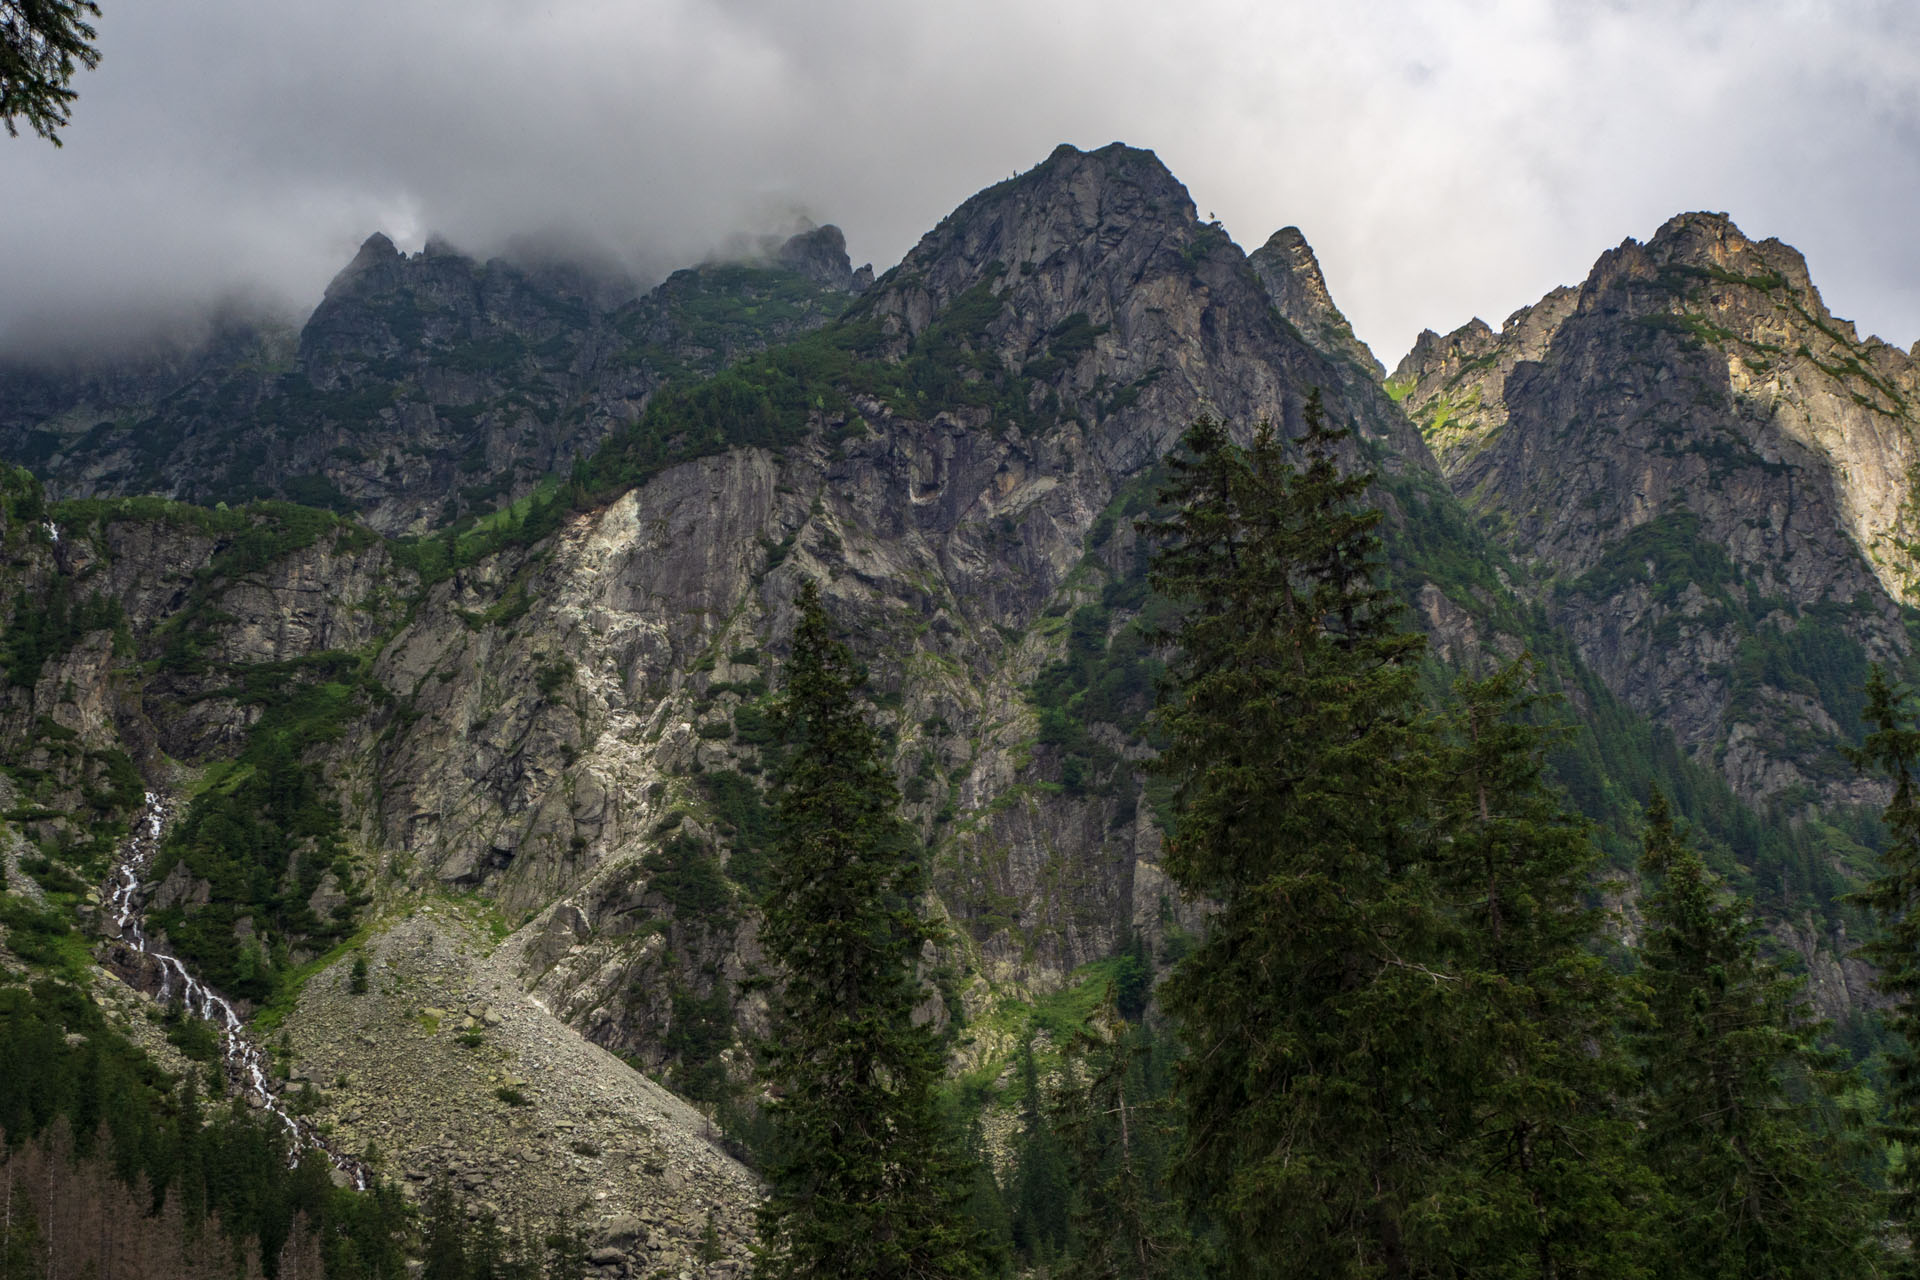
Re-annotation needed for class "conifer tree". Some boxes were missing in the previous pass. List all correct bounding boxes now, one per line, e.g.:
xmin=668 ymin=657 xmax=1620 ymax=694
xmin=542 ymin=1209 xmax=589 ymax=1280
xmin=1008 ymin=1036 xmax=1069 ymax=1267
xmin=177 ymin=1069 xmax=206 ymax=1238
xmin=0 ymin=0 xmax=100 ymax=144
xmin=502 ymin=1215 xmax=545 ymax=1280
xmin=754 ymin=580 xmax=981 ymax=1280
xmin=1851 ymin=664 xmax=1920 ymax=1267
xmin=1145 ymin=399 xmax=1442 ymax=1278
xmin=1416 ymin=661 xmax=1654 ymax=1277
xmin=1634 ymin=789 xmax=1880 ymax=1278
xmin=959 ymin=1120 xmax=1013 ymax=1275
xmin=1049 ymin=988 xmax=1192 ymax=1280
xmin=465 ymin=1212 xmax=506 ymax=1280
xmin=420 ymin=1178 xmax=468 ymax=1280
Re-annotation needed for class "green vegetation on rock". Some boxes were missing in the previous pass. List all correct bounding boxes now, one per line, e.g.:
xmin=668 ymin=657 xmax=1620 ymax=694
xmin=148 ymin=657 xmax=379 ymax=1003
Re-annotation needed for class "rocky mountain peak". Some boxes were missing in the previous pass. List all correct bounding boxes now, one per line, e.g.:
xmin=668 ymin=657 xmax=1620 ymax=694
xmin=1650 ymin=208 xmax=1746 ymax=250
xmin=1248 ymin=226 xmax=1383 ymax=378
xmin=851 ymin=141 xmax=1423 ymax=464
xmin=772 ymin=223 xmax=864 ymax=292
xmin=1647 ymin=211 xmax=1811 ymax=288
xmin=322 ymin=231 xmax=403 ymax=300
xmin=873 ymin=142 xmax=1201 ymax=335
xmin=1392 ymin=208 xmax=1920 ymax=810
xmin=1574 ymin=210 xmax=1820 ymax=306
xmin=1500 ymin=286 xmax=1580 ymax=349
xmin=1394 ymin=318 xmax=1493 ymax=377
xmin=1388 ymin=285 xmax=1579 ymax=470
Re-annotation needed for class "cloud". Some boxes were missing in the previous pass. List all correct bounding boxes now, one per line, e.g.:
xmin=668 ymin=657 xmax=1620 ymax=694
xmin=3 ymin=0 xmax=1917 ymax=362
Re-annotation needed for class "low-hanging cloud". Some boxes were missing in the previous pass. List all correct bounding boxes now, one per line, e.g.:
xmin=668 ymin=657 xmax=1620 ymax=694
xmin=3 ymin=0 xmax=1918 ymax=365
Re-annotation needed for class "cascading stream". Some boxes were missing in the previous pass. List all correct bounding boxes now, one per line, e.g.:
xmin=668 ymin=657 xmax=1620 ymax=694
xmin=105 ymin=791 xmax=368 ymax=1191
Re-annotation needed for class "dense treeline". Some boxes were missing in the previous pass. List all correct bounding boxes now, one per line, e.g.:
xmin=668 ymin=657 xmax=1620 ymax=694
xmin=1 ymin=1128 xmax=334 ymax=1280
xmin=1634 ymin=790 xmax=1879 ymax=1277
xmin=0 ymin=965 xmax=611 ymax=1279
xmin=0 ymin=974 xmax=411 ymax=1280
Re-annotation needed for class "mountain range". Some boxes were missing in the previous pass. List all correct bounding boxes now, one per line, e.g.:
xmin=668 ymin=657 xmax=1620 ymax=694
xmin=3 ymin=140 xmax=1918 ymax=1273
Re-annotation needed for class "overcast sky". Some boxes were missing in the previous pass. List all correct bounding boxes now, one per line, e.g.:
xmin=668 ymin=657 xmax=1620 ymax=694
xmin=4 ymin=0 xmax=1918 ymax=365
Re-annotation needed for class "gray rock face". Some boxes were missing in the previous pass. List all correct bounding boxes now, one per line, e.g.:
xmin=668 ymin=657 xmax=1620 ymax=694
xmin=0 ymin=312 xmax=297 ymax=464
xmin=0 ymin=504 xmax=408 ymax=863
xmin=1396 ymin=211 xmax=1920 ymax=808
xmin=868 ymin=143 xmax=1426 ymax=468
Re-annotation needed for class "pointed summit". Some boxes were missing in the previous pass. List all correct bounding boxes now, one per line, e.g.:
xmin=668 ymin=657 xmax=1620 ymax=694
xmin=856 ymin=141 xmax=1423 ymax=459
xmin=1643 ymin=211 xmax=1813 ymax=293
xmin=1389 ymin=287 xmax=1578 ymax=470
xmin=322 ymin=232 xmax=402 ymax=300
xmin=877 ymin=141 xmax=1202 ymax=333
xmin=1248 ymin=227 xmax=1382 ymax=378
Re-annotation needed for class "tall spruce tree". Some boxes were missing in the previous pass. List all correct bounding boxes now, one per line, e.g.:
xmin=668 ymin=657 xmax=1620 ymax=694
xmin=754 ymin=580 xmax=980 ymax=1280
xmin=1851 ymin=664 xmax=1920 ymax=1269
xmin=1634 ymin=790 xmax=1880 ymax=1278
xmin=1145 ymin=399 xmax=1445 ymax=1279
xmin=1415 ymin=662 xmax=1654 ymax=1278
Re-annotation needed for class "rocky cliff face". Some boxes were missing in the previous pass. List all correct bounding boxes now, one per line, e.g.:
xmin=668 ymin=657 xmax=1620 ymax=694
xmin=859 ymin=143 xmax=1422 ymax=463
xmin=1390 ymin=285 xmax=1579 ymax=470
xmin=1397 ymin=212 xmax=1920 ymax=809
xmin=362 ymin=142 xmax=1437 ymax=1025
xmin=0 ymin=313 xmax=298 ymax=461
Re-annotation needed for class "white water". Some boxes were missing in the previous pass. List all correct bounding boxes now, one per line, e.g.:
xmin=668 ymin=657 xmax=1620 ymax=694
xmin=106 ymin=792 xmax=368 ymax=1190
xmin=42 ymin=521 xmax=59 ymax=545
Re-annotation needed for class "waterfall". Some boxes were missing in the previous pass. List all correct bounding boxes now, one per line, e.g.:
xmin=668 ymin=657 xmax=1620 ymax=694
xmin=105 ymin=792 xmax=369 ymax=1191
